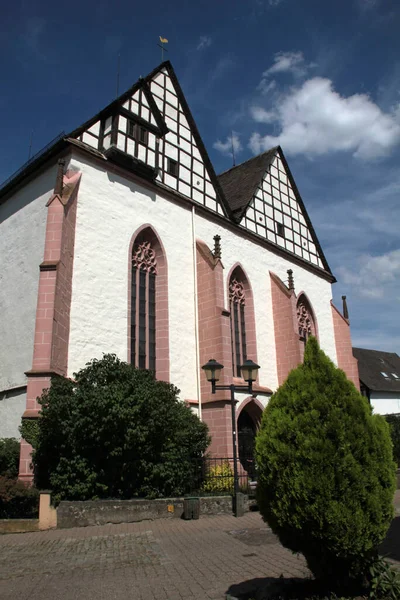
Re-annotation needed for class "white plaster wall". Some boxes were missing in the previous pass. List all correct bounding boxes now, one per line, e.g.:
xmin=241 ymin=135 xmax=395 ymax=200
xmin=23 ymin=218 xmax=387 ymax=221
xmin=235 ymin=392 xmax=270 ymax=413
xmin=0 ymin=167 xmax=55 ymax=391
xmin=67 ymin=154 xmax=336 ymax=402
xmin=0 ymin=388 xmax=26 ymax=438
xmin=195 ymin=216 xmax=337 ymax=392
xmin=370 ymin=392 xmax=400 ymax=416
xmin=67 ymin=155 xmax=198 ymax=402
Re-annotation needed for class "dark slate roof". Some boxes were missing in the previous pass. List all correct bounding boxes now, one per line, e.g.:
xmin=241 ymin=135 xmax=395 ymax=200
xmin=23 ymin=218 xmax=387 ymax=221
xmin=353 ymin=347 xmax=400 ymax=392
xmin=217 ymin=148 xmax=277 ymax=218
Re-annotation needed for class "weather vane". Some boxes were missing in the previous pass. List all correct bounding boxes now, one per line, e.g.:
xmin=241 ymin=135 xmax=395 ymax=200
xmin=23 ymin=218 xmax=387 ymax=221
xmin=158 ymin=36 xmax=168 ymax=61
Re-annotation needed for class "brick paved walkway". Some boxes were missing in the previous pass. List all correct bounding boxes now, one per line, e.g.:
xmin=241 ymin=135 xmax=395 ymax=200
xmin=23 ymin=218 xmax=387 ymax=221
xmin=0 ymin=512 xmax=308 ymax=600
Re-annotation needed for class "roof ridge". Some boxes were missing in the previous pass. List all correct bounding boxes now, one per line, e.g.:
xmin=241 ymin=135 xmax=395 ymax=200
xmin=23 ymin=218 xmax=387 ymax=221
xmin=353 ymin=347 xmax=400 ymax=357
xmin=67 ymin=61 xmax=170 ymax=141
xmin=218 ymin=146 xmax=279 ymax=177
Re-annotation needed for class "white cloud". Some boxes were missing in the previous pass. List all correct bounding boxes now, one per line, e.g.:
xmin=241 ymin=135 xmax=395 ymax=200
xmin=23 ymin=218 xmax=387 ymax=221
xmin=337 ymin=250 xmax=400 ymax=299
xmin=262 ymin=51 xmax=313 ymax=78
xmin=250 ymin=106 xmax=276 ymax=123
xmin=249 ymin=77 xmax=400 ymax=159
xmin=256 ymin=51 xmax=315 ymax=97
xmin=213 ymin=132 xmax=242 ymax=156
xmin=257 ymin=79 xmax=277 ymax=96
xmin=197 ymin=35 xmax=212 ymax=51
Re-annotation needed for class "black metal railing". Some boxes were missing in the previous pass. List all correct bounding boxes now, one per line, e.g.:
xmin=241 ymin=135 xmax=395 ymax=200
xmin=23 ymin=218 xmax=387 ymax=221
xmin=187 ymin=456 xmax=257 ymax=497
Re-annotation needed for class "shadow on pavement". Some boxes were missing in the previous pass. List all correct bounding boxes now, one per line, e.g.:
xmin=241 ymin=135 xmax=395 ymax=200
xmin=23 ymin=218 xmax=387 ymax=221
xmin=226 ymin=576 xmax=317 ymax=600
xmin=380 ymin=516 xmax=400 ymax=562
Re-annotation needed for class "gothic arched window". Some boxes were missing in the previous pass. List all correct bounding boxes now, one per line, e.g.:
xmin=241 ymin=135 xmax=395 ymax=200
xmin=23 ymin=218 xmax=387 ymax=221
xmin=296 ymin=294 xmax=316 ymax=360
xmin=229 ymin=268 xmax=250 ymax=378
xmin=129 ymin=227 xmax=169 ymax=380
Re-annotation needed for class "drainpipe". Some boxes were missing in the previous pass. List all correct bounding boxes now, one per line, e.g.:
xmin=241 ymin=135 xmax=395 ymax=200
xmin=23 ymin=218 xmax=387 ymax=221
xmin=192 ymin=205 xmax=202 ymax=420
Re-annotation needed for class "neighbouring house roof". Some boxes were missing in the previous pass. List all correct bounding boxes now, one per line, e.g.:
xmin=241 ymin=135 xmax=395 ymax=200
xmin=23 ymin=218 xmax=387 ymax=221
xmin=353 ymin=347 xmax=400 ymax=393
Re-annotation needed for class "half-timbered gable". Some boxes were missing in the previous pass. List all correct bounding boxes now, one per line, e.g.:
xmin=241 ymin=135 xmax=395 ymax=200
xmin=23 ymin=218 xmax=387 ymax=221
xmin=148 ymin=66 xmax=227 ymax=216
xmin=70 ymin=62 xmax=227 ymax=217
xmin=218 ymin=147 xmax=328 ymax=272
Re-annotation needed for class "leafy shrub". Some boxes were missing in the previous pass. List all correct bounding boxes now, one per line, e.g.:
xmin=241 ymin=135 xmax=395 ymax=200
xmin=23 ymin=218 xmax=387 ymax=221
xmin=32 ymin=354 xmax=210 ymax=502
xmin=20 ymin=419 xmax=39 ymax=450
xmin=385 ymin=415 xmax=400 ymax=468
xmin=201 ymin=462 xmax=234 ymax=494
xmin=368 ymin=556 xmax=400 ymax=599
xmin=0 ymin=476 xmax=39 ymax=518
xmin=255 ymin=337 xmax=396 ymax=591
xmin=0 ymin=438 xmax=20 ymax=478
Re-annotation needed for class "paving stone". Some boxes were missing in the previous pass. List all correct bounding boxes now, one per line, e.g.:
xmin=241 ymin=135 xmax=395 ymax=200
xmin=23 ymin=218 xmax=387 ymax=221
xmin=0 ymin=511 xmax=397 ymax=600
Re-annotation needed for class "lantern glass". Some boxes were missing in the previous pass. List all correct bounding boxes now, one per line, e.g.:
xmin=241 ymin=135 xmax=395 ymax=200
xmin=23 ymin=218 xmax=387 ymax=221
xmin=240 ymin=359 xmax=260 ymax=383
xmin=202 ymin=359 xmax=224 ymax=383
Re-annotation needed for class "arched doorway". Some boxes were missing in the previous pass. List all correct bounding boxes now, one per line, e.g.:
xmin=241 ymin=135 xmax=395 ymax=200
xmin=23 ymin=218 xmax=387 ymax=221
xmin=237 ymin=401 xmax=263 ymax=479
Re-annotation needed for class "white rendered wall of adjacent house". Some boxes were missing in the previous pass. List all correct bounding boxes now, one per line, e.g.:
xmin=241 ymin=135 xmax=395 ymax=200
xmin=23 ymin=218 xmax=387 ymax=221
xmin=67 ymin=153 xmax=337 ymax=403
xmin=370 ymin=392 xmax=400 ymax=416
xmin=0 ymin=167 xmax=55 ymax=436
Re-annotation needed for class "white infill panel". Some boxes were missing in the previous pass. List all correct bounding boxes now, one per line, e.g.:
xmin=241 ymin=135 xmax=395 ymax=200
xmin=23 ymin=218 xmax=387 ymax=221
xmin=115 ymin=87 xmax=160 ymax=165
xmin=243 ymin=152 xmax=324 ymax=269
xmin=77 ymin=120 xmax=101 ymax=150
xmin=149 ymin=68 xmax=225 ymax=216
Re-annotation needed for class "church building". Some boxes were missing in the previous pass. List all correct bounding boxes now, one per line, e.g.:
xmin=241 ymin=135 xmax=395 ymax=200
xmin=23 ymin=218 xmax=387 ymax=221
xmin=0 ymin=61 xmax=359 ymax=482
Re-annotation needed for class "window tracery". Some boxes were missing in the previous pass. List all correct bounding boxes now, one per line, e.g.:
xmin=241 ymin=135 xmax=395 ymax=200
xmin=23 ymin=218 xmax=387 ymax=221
xmin=229 ymin=275 xmax=247 ymax=377
xmin=131 ymin=240 xmax=157 ymax=371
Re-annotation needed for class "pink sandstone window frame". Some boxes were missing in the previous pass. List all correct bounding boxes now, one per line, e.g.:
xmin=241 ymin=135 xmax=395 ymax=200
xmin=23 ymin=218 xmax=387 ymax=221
xmin=127 ymin=225 xmax=170 ymax=382
xmin=227 ymin=265 xmax=258 ymax=380
xmin=296 ymin=292 xmax=318 ymax=360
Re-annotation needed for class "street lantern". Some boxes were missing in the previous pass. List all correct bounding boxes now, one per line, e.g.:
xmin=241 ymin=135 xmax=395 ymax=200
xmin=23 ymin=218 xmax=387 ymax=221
xmin=202 ymin=359 xmax=224 ymax=386
xmin=201 ymin=357 xmax=261 ymax=517
xmin=240 ymin=359 xmax=260 ymax=392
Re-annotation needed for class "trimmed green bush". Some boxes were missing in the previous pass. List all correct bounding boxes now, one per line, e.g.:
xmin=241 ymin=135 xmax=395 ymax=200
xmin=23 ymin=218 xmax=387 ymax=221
xmin=385 ymin=414 xmax=400 ymax=468
xmin=255 ymin=337 xmax=396 ymax=590
xmin=0 ymin=476 xmax=39 ymax=518
xmin=32 ymin=354 xmax=210 ymax=502
xmin=0 ymin=438 xmax=20 ymax=479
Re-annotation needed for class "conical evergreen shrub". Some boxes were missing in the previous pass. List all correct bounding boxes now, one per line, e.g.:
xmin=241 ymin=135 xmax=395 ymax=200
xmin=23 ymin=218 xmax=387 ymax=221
xmin=255 ymin=336 xmax=396 ymax=589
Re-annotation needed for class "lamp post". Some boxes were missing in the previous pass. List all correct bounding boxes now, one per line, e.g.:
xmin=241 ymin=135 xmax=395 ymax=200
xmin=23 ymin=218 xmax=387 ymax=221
xmin=202 ymin=358 xmax=260 ymax=517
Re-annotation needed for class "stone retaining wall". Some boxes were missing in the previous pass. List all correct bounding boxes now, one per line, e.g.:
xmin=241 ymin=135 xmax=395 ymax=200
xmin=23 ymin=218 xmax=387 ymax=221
xmin=0 ymin=519 xmax=39 ymax=534
xmin=57 ymin=495 xmax=238 ymax=529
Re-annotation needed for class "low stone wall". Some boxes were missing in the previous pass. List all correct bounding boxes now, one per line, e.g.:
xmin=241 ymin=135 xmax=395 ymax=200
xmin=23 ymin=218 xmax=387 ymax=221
xmin=0 ymin=519 xmax=39 ymax=534
xmin=57 ymin=495 xmax=239 ymax=529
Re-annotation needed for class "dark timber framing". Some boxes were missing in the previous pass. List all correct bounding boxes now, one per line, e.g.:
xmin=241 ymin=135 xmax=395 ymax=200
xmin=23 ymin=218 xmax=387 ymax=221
xmin=0 ymin=60 xmax=335 ymax=281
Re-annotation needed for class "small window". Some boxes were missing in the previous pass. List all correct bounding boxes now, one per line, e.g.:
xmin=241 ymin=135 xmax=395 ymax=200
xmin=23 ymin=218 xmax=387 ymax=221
xmin=392 ymin=373 xmax=399 ymax=379
xmin=276 ymin=222 xmax=285 ymax=238
xmin=167 ymin=158 xmax=178 ymax=177
xmin=381 ymin=372 xmax=390 ymax=378
xmin=128 ymin=120 xmax=136 ymax=138
xmin=138 ymin=127 xmax=148 ymax=145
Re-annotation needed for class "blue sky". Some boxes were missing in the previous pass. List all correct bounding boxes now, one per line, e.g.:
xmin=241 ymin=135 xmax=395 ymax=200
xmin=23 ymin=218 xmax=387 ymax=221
xmin=2 ymin=0 xmax=400 ymax=353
